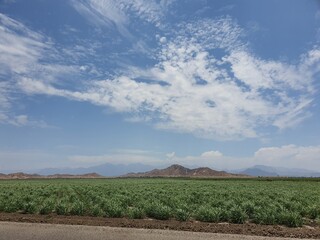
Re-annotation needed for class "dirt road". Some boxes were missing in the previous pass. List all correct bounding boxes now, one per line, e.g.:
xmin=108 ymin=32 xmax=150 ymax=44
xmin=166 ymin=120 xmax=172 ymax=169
xmin=0 ymin=221 xmax=309 ymax=240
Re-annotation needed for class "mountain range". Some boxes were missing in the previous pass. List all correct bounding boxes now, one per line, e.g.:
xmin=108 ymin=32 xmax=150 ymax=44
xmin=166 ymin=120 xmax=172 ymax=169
xmin=234 ymin=165 xmax=320 ymax=177
xmin=2 ymin=163 xmax=320 ymax=178
xmin=34 ymin=163 xmax=154 ymax=177
xmin=123 ymin=164 xmax=249 ymax=178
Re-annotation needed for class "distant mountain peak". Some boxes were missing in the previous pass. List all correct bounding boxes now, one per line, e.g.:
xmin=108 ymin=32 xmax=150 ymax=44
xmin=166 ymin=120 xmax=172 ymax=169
xmin=167 ymin=164 xmax=189 ymax=170
xmin=123 ymin=164 xmax=249 ymax=178
xmin=238 ymin=165 xmax=320 ymax=177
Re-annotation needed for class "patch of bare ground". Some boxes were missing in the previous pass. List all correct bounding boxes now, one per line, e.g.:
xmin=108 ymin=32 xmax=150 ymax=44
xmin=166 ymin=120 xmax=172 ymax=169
xmin=0 ymin=213 xmax=319 ymax=239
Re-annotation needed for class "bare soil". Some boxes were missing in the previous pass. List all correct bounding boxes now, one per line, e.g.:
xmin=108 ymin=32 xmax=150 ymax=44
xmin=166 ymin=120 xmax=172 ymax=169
xmin=0 ymin=213 xmax=319 ymax=239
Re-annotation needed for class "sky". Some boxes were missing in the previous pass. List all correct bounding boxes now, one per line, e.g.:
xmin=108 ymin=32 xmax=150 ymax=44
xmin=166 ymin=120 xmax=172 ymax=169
xmin=0 ymin=0 xmax=320 ymax=172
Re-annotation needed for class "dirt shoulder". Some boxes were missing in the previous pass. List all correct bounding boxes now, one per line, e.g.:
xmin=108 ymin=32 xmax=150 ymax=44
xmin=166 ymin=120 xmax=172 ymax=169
xmin=0 ymin=212 xmax=319 ymax=239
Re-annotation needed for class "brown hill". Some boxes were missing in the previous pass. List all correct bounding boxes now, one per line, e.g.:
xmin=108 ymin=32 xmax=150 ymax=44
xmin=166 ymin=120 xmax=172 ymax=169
xmin=123 ymin=164 xmax=249 ymax=178
xmin=7 ymin=172 xmax=41 ymax=179
xmin=47 ymin=173 xmax=103 ymax=179
xmin=0 ymin=172 xmax=104 ymax=179
xmin=0 ymin=173 xmax=7 ymax=178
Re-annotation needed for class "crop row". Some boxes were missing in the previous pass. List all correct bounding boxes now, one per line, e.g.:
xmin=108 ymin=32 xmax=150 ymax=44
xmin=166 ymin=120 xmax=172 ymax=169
xmin=0 ymin=178 xmax=319 ymax=227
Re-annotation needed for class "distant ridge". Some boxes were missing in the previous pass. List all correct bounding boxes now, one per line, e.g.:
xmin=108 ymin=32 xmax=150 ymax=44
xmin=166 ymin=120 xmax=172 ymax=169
xmin=35 ymin=163 xmax=154 ymax=177
xmin=122 ymin=164 xmax=250 ymax=178
xmin=0 ymin=172 xmax=104 ymax=179
xmin=236 ymin=165 xmax=320 ymax=177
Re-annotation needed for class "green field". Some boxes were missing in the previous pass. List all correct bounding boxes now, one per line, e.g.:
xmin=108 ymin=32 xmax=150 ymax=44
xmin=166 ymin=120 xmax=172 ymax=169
xmin=0 ymin=178 xmax=319 ymax=227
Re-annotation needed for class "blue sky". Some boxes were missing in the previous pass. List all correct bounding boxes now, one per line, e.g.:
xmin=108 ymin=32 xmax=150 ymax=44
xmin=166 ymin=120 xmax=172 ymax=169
xmin=0 ymin=0 xmax=320 ymax=172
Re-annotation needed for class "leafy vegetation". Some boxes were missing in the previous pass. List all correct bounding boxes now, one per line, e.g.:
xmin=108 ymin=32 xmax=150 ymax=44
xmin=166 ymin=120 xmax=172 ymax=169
xmin=0 ymin=178 xmax=319 ymax=227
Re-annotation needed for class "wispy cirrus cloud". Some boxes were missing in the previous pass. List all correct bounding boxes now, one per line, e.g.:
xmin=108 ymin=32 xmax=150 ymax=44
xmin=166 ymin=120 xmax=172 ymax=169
xmin=0 ymin=12 xmax=100 ymax=84
xmin=7 ymin=115 xmax=55 ymax=128
xmin=0 ymin=13 xmax=48 ymax=76
xmin=18 ymin=16 xmax=320 ymax=140
xmin=71 ymin=0 xmax=174 ymax=37
xmin=1 ymin=6 xmax=319 ymax=140
xmin=0 ymin=82 xmax=10 ymax=108
xmin=0 ymin=81 xmax=11 ymax=123
xmin=69 ymin=0 xmax=175 ymax=60
xmin=0 ymin=82 xmax=54 ymax=128
xmin=0 ymin=13 xmax=83 ymax=127
xmin=0 ymin=13 xmax=50 ymax=125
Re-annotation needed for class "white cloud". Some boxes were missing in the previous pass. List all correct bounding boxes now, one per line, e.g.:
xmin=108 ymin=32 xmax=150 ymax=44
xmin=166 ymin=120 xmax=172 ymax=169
xmin=0 ymin=13 xmax=93 ymax=84
xmin=159 ymin=36 xmax=167 ymax=43
xmin=18 ymin=17 xmax=320 ymax=140
xmin=0 ymin=13 xmax=48 ymax=76
xmin=165 ymin=151 xmax=249 ymax=170
xmin=0 ymin=80 xmax=17 ymax=125
xmin=68 ymin=148 xmax=237 ymax=170
xmin=124 ymin=0 xmax=170 ymax=27
xmin=170 ymin=145 xmax=320 ymax=171
xmin=71 ymin=0 xmax=130 ymax=37
xmin=254 ymin=145 xmax=320 ymax=170
xmin=0 ymin=13 xmax=86 ymax=127
xmin=71 ymin=0 xmax=174 ymax=36
xmin=7 ymin=114 xmax=54 ymax=128
xmin=1 ymin=12 xmax=318 ymax=140
xmin=67 ymin=150 xmax=220 ymax=167
xmin=11 ymin=115 xmax=28 ymax=126
xmin=0 ymin=81 xmax=11 ymax=109
xmin=201 ymin=150 xmax=223 ymax=158
xmin=2 ymin=145 xmax=320 ymax=171
xmin=166 ymin=152 xmax=175 ymax=159
xmin=226 ymin=48 xmax=319 ymax=129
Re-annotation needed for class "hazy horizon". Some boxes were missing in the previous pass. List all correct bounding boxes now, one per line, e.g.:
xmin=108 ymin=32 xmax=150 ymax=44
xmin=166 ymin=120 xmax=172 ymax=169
xmin=1 ymin=0 xmax=320 ymax=172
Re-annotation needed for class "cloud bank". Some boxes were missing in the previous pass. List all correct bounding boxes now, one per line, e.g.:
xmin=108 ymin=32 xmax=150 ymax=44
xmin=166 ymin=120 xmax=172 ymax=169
xmin=67 ymin=144 xmax=320 ymax=171
xmin=1 ymin=144 xmax=319 ymax=171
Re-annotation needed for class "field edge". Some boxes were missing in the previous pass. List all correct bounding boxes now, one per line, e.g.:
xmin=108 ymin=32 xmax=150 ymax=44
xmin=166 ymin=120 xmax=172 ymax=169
xmin=0 ymin=212 xmax=319 ymax=239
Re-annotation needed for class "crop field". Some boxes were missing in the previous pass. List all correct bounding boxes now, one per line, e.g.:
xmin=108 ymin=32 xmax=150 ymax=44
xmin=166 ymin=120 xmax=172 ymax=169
xmin=0 ymin=178 xmax=319 ymax=227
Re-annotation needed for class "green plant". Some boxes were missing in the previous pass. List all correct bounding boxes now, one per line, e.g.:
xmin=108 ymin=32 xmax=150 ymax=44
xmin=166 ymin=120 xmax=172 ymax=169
xmin=307 ymin=205 xmax=320 ymax=219
xmin=3 ymin=199 xmax=19 ymax=213
xmin=39 ymin=204 xmax=52 ymax=215
xmin=39 ymin=199 xmax=54 ymax=215
xmin=55 ymin=202 xmax=69 ymax=215
xmin=104 ymin=202 xmax=124 ymax=218
xmin=128 ymin=207 xmax=145 ymax=219
xmin=0 ymin=201 xmax=5 ymax=212
xmin=175 ymin=208 xmax=190 ymax=221
xmin=22 ymin=202 xmax=37 ymax=214
xmin=278 ymin=211 xmax=303 ymax=227
xmin=242 ymin=201 xmax=255 ymax=218
xmin=145 ymin=202 xmax=171 ymax=220
xmin=253 ymin=209 xmax=277 ymax=225
xmin=90 ymin=205 xmax=104 ymax=217
xmin=229 ymin=206 xmax=248 ymax=224
xmin=0 ymin=177 xmax=319 ymax=228
xmin=195 ymin=206 xmax=221 ymax=222
xmin=70 ymin=201 xmax=85 ymax=215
